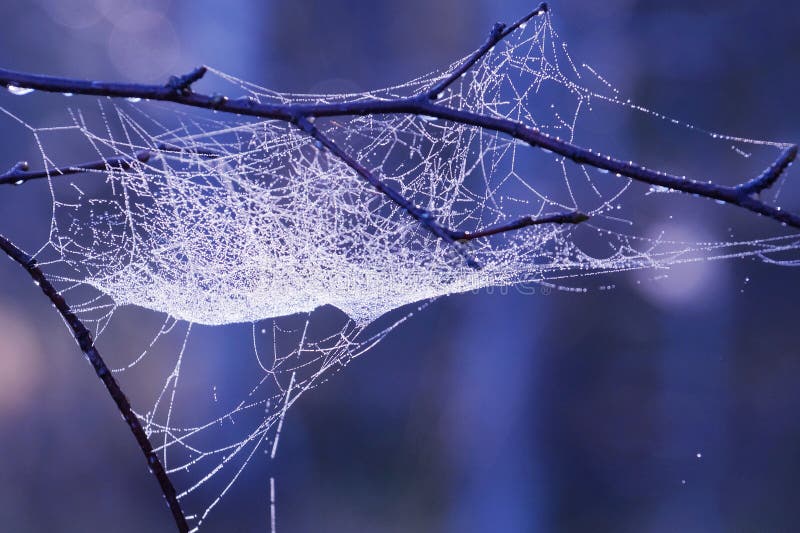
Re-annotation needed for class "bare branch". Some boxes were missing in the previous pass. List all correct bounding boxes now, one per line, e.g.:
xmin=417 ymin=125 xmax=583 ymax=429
xmin=0 ymin=143 xmax=222 ymax=186
xmin=1 ymin=63 xmax=796 ymax=232
xmin=0 ymin=234 xmax=189 ymax=533
xmin=737 ymin=144 xmax=797 ymax=196
xmin=166 ymin=66 xmax=208 ymax=95
xmin=425 ymin=2 xmax=549 ymax=100
xmin=450 ymin=211 xmax=588 ymax=241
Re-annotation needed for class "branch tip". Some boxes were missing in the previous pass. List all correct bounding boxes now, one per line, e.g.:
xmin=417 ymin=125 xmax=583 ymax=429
xmin=10 ymin=161 xmax=28 ymax=173
xmin=166 ymin=65 xmax=207 ymax=95
xmin=737 ymin=144 xmax=797 ymax=196
xmin=502 ymin=2 xmax=549 ymax=36
xmin=425 ymin=2 xmax=548 ymax=100
xmin=565 ymin=211 xmax=590 ymax=223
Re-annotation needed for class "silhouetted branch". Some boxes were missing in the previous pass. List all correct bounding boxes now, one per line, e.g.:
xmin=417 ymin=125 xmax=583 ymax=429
xmin=166 ymin=66 xmax=208 ymax=95
xmin=0 ymin=143 xmax=221 ymax=186
xmin=0 ymin=235 xmax=189 ymax=533
xmin=0 ymin=152 xmax=150 ymax=185
xmin=450 ymin=211 xmax=589 ymax=241
xmin=426 ymin=3 xmax=549 ymax=99
xmin=737 ymin=145 xmax=797 ymax=195
xmin=1 ymin=61 xmax=796 ymax=230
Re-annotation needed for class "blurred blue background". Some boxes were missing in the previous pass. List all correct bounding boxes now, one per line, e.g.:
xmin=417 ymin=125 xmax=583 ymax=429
xmin=0 ymin=0 xmax=799 ymax=531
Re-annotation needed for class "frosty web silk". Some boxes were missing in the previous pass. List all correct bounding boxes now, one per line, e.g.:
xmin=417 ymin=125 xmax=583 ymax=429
xmin=2 ymin=8 xmax=796 ymax=327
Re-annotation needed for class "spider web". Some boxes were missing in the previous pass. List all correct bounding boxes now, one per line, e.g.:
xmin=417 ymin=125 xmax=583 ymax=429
xmin=1 ymin=10 xmax=798 ymax=530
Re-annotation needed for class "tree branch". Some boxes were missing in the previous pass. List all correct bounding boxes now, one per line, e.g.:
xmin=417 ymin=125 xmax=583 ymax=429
xmin=450 ymin=211 xmax=588 ymax=241
xmin=0 ymin=62 xmax=795 ymax=230
xmin=294 ymin=115 xmax=483 ymax=267
xmin=425 ymin=2 xmax=549 ymax=100
xmin=0 ymin=235 xmax=189 ymax=533
xmin=0 ymin=143 xmax=221 ymax=186
xmin=166 ymin=66 xmax=208 ymax=95
xmin=737 ymin=144 xmax=797 ymax=196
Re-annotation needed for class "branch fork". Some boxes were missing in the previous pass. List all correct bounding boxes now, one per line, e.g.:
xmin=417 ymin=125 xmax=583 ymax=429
xmin=166 ymin=66 xmax=207 ymax=96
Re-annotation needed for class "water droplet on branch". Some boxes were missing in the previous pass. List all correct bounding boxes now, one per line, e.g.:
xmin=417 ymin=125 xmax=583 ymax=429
xmin=6 ymin=85 xmax=34 ymax=96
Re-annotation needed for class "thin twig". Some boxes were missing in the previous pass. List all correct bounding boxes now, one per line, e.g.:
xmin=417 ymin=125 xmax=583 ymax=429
xmin=0 ymin=143 xmax=221 ymax=186
xmin=0 ymin=152 xmax=150 ymax=185
xmin=0 ymin=235 xmax=189 ymax=533
xmin=425 ymin=2 xmax=548 ymax=99
xmin=737 ymin=144 xmax=797 ymax=195
xmin=450 ymin=211 xmax=588 ymax=241
xmin=294 ymin=115 xmax=482 ymax=267
xmin=166 ymin=66 xmax=208 ymax=96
